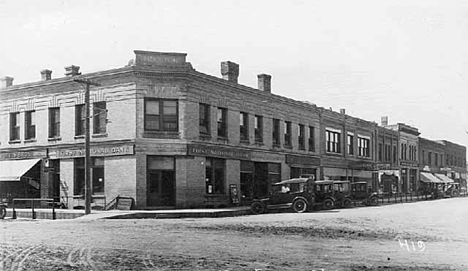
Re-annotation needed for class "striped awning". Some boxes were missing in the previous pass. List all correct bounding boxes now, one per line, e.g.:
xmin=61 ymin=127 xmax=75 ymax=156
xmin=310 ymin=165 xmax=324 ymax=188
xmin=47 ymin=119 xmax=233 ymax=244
xmin=420 ymin=172 xmax=442 ymax=183
xmin=0 ymin=159 xmax=40 ymax=182
xmin=434 ymin=173 xmax=454 ymax=183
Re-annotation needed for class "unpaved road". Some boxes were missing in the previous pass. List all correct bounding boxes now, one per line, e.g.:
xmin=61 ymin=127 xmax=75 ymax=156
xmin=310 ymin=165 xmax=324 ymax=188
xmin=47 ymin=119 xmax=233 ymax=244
xmin=1 ymin=197 xmax=467 ymax=270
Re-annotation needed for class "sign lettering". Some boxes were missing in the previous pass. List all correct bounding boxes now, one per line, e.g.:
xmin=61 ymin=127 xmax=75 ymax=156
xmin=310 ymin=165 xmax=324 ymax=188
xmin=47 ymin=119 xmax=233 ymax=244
xmin=187 ymin=144 xmax=251 ymax=160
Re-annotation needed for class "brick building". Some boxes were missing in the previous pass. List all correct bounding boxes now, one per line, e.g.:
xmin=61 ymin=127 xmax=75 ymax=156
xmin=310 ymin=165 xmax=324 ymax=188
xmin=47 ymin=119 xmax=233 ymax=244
xmin=376 ymin=118 xmax=400 ymax=194
xmin=0 ymin=50 xmax=466 ymax=209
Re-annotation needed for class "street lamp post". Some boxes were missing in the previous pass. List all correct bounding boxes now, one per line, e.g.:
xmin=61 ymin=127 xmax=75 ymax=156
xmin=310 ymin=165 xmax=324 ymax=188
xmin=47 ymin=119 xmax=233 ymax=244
xmin=74 ymin=78 xmax=100 ymax=215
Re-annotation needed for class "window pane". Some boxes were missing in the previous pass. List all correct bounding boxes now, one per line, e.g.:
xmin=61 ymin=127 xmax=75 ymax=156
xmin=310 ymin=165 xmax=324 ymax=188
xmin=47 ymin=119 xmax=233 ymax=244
xmin=163 ymin=101 xmax=177 ymax=115
xmin=145 ymin=116 xmax=160 ymax=130
xmin=146 ymin=101 xmax=160 ymax=114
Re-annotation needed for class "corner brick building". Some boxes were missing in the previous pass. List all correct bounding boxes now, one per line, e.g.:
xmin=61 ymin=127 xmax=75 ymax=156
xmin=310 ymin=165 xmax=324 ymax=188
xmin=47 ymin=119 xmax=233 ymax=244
xmin=0 ymin=50 xmax=466 ymax=209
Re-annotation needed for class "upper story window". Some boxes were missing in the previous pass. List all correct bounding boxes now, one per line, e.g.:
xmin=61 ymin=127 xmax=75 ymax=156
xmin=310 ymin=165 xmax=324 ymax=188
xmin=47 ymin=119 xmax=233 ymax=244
xmin=254 ymin=115 xmax=263 ymax=143
xmin=93 ymin=102 xmax=107 ymax=134
xmin=75 ymin=104 xmax=85 ymax=136
xmin=326 ymin=129 xmax=341 ymax=153
xmin=308 ymin=126 xmax=315 ymax=152
xmin=428 ymin=151 xmax=432 ymax=165
xmin=272 ymin=119 xmax=281 ymax=146
xmin=145 ymin=99 xmax=178 ymax=132
xmin=385 ymin=144 xmax=391 ymax=161
xmin=49 ymin=107 xmax=60 ymax=138
xmin=298 ymin=124 xmax=305 ymax=150
xmin=435 ymin=152 xmax=438 ymax=166
xmin=199 ymin=103 xmax=210 ymax=135
xmin=393 ymin=145 xmax=397 ymax=163
xmin=217 ymin=107 xmax=227 ymax=138
xmin=24 ymin=110 xmax=36 ymax=140
xmin=284 ymin=121 xmax=292 ymax=147
xmin=378 ymin=143 xmax=383 ymax=161
xmin=347 ymin=133 xmax=354 ymax=155
xmin=240 ymin=112 xmax=249 ymax=141
xmin=358 ymin=136 xmax=370 ymax=157
xmin=10 ymin=112 xmax=20 ymax=141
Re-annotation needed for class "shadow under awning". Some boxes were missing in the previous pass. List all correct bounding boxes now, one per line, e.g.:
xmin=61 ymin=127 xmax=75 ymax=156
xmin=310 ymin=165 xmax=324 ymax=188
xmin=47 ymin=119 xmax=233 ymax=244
xmin=0 ymin=159 xmax=41 ymax=182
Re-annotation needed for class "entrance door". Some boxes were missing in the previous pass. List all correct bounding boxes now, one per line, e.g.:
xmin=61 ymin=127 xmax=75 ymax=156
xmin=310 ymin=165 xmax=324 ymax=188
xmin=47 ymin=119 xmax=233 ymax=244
xmin=147 ymin=170 xmax=175 ymax=207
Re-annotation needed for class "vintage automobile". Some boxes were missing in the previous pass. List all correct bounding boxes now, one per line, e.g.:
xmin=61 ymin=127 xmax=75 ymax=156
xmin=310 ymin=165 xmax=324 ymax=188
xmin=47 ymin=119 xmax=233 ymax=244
xmin=331 ymin=180 xmax=353 ymax=208
xmin=312 ymin=180 xmax=340 ymax=210
xmin=250 ymin=177 xmax=315 ymax=214
xmin=444 ymin=182 xmax=461 ymax=198
xmin=0 ymin=199 xmax=7 ymax=219
xmin=350 ymin=182 xmax=379 ymax=206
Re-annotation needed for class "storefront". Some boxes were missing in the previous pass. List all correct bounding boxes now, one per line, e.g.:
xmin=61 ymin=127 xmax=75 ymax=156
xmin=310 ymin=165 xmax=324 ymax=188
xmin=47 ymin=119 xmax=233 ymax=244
xmin=400 ymin=161 xmax=419 ymax=193
xmin=0 ymin=150 xmax=47 ymax=202
xmin=286 ymin=154 xmax=320 ymax=179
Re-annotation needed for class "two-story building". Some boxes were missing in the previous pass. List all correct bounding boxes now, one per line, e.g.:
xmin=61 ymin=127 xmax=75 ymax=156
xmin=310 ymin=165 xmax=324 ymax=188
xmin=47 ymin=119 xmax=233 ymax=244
xmin=0 ymin=50 xmax=324 ymax=209
xmin=376 ymin=117 xmax=400 ymax=194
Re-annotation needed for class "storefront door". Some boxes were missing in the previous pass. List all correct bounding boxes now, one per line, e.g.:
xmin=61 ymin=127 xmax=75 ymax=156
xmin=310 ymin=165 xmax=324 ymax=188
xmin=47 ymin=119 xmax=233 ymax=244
xmin=147 ymin=170 xmax=175 ymax=207
xmin=147 ymin=157 xmax=175 ymax=207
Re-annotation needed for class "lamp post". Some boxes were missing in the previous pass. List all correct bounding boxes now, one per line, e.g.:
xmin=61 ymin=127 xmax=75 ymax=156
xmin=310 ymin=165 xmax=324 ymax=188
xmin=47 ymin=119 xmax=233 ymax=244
xmin=74 ymin=78 xmax=100 ymax=215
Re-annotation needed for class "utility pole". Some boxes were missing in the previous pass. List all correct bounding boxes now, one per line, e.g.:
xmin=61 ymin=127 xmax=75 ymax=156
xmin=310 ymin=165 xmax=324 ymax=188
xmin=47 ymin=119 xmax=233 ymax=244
xmin=74 ymin=78 xmax=100 ymax=215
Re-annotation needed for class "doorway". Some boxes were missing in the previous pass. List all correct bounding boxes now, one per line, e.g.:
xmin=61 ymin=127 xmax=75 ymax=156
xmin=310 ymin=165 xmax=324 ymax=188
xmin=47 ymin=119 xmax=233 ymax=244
xmin=147 ymin=157 xmax=175 ymax=207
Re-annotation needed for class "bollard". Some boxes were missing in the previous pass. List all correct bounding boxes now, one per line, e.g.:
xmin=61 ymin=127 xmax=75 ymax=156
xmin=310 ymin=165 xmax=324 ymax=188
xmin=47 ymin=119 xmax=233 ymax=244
xmin=52 ymin=201 xmax=56 ymax=220
xmin=32 ymin=199 xmax=36 ymax=219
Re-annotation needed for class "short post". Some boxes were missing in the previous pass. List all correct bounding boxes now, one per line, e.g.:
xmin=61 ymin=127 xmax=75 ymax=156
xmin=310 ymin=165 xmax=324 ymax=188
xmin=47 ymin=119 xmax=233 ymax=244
xmin=52 ymin=200 xmax=56 ymax=220
xmin=405 ymin=193 xmax=408 ymax=202
xmin=12 ymin=200 xmax=17 ymax=219
xmin=32 ymin=199 xmax=36 ymax=219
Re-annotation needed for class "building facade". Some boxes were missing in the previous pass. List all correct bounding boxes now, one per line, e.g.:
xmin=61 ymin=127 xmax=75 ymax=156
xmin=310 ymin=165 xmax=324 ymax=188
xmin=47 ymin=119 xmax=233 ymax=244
xmin=0 ymin=50 xmax=466 ymax=209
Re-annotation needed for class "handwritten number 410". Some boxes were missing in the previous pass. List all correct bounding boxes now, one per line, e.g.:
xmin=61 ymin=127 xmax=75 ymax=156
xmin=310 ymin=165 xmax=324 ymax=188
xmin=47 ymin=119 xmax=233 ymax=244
xmin=398 ymin=239 xmax=425 ymax=252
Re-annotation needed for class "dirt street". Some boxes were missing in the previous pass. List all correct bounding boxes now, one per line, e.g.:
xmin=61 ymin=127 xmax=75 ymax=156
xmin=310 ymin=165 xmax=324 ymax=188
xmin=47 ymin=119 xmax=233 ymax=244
xmin=1 ymin=197 xmax=467 ymax=270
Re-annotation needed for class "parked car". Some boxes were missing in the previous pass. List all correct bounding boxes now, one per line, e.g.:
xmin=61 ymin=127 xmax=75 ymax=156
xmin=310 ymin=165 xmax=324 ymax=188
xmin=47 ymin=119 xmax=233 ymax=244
xmin=312 ymin=180 xmax=339 ymax=210
xmin=350 ymin=182 xmax=379 ymax=206
xmin=250 ymin=177 xmax=315 ymax=214
xmin=332 ymin=180 xmax=353 ymax=208
xmin=0 ymin=199 xmax=7 ymax=219
xmin=444 ymin=182 xmax=460 ymax=198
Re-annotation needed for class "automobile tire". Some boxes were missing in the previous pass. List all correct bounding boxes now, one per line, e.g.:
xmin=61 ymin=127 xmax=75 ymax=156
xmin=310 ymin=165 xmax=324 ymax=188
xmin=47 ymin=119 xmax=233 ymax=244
xmin=323 ymin=198 xmax=335 ymax=210
xmin=452 ymin=190 xmax=460 ymax=197
xmin=250 ymin=202 xmax=265 ymax=215
xmin=342 ymin=198 xmax=352 ymax=208
xmin=292 ymin=199 xmax=308 ymax=213
xmin=369 ymin=196 xmax=379 ymax=206
xmin=0 ymin=207 xmax=6 ymax=219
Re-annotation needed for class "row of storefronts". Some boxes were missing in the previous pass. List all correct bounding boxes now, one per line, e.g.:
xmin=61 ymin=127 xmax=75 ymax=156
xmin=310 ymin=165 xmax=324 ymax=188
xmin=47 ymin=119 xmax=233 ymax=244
xmin=0 ymin=50 xmax=466 ymax=209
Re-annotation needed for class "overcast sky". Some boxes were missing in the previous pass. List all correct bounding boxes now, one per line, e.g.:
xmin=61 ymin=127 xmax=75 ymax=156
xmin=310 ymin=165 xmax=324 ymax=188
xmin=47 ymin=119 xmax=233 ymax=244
xmin=1 ymin=0 xmax=467 ymax=152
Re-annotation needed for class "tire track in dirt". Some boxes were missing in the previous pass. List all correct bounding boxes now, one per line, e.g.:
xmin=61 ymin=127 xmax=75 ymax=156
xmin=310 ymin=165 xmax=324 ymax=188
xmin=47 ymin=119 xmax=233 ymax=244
xmin=66 ymin=246 xmax=101 ymax=271
xmin=6 ymin=244 xmax=41 ymax=271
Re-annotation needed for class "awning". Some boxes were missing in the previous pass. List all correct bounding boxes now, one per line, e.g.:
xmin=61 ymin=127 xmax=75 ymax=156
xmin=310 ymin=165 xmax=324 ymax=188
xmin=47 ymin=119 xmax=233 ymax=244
xmin=434 ymin=173 xmax=454 ymax=183
xmin=0 ymin=159 xmax=40 ymax=182
xmin=420 ymin=172 xmax=442 ymax=183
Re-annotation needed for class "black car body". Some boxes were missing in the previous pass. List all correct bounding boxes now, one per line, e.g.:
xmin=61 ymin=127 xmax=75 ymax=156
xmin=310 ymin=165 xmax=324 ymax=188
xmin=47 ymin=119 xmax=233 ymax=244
xmin=250 ymin=178 xmax=315 ymax=214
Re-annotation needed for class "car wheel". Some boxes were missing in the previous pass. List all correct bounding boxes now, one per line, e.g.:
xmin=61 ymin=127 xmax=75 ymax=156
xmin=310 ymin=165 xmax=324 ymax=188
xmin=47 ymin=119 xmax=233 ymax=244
xmin=369 ymin=196 xmax=379 ymax=206
xmin=323 ymin=199 xmax=335 ymax=210
xmin=342 ymin=198 xmax=352 ymax=208
xmin=292 ymin=199 xmax=308 ymax=213
xmin=452 ymin=190 xmax=460 ymax=197
xmin=250 ymin=202 xmax=265 ymax=215
xmin=0 ymin=207 xmax=6 ymax=219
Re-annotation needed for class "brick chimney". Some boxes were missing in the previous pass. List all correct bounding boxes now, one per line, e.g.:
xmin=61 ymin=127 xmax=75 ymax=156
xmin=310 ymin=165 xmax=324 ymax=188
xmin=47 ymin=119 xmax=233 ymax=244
xmin=340 ymin=109 xmax=346 ymax=114
xmin=381 ymin=116 xmax=388 ymax=126
xmin=65 ymin=65 xmax=81 ymax=77
xmin=257 ymin=74 xmax=271 ymax=93
xmin=0 ymin=76 xmax=14 ymax=89
xmin=41 ymin=69 xmax=52 ymax=81
xmin=221 ymin=61 xmax=239 ymax=83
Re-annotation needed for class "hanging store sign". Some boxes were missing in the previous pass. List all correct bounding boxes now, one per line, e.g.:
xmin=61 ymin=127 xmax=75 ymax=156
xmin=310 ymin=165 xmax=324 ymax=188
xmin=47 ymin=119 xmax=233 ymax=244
xmin=187 ymin=144 xmax=252 ymax=160
xmin=0 ymin=150 xmax=47 ymax=160
xmin=50 ymin=144 xmax=134 ymax=159
xmin=400 ymin=161 xmax=419 ymax=168
xmin=286 ymin=154 xmax=320 ymax=166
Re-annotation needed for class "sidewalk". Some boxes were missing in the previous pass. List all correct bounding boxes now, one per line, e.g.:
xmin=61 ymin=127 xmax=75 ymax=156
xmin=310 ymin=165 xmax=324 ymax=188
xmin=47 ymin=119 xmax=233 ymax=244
xmin=4 ymin=206 xmax=252 ymax=220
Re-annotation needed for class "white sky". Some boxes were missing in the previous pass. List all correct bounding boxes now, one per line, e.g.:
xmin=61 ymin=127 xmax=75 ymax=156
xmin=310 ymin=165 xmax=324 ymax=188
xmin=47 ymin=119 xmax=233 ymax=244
xmin=1 ymin=0 xmax=467 ymax=153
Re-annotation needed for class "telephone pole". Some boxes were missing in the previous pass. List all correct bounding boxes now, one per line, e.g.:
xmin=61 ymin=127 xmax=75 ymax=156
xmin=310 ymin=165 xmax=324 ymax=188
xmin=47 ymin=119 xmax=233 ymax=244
xmin=74 ymin=78 xmax=100 ymax=215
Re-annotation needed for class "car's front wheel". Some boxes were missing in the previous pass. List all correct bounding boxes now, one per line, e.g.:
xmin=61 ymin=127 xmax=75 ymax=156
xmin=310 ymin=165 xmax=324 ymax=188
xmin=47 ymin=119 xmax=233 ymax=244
xmin=369 ymin=196 xmax=379 ymax=206
xmin=323 ymin=198 xmax=335 ymax=210
xmin=342 ymin=198 xmax=352 ymax=208
xmin=250 ymin=201 xmax=265 ymax=215
xmin=292 ymin=199 xmax=308 ymax=213
xmin=0 ymin=207 xmax=6 ymax=219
